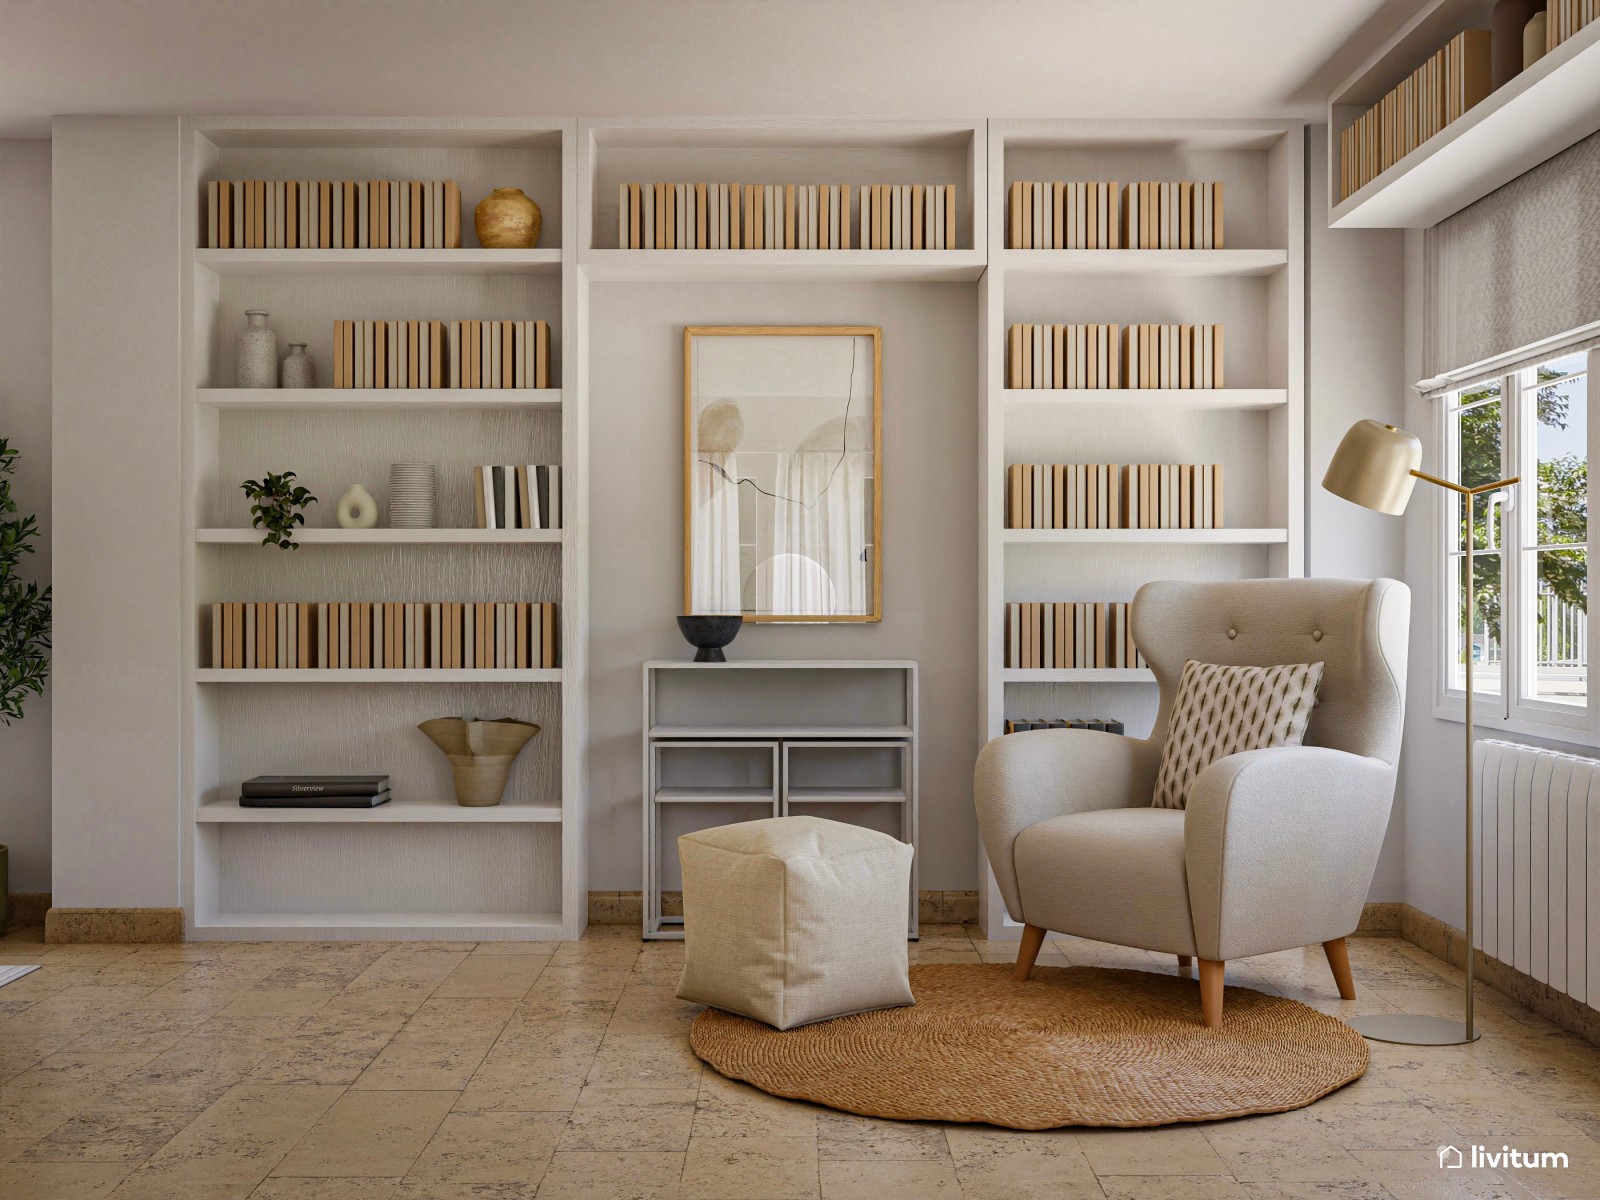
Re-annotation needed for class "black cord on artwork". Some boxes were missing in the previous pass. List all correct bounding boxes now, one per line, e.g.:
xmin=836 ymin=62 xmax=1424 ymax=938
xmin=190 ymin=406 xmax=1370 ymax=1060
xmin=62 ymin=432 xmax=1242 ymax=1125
xmin=697 ymin=337 xmax=859 ymax=509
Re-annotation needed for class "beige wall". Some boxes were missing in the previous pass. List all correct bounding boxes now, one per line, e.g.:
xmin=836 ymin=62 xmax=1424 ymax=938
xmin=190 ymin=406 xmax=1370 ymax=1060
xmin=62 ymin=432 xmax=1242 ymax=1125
xmin=0 ymin=139 xmax=52 ymax=893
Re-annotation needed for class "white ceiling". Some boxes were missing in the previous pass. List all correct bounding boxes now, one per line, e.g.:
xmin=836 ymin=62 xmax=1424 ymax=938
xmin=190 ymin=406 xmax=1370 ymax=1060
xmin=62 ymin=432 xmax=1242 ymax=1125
xmin=0 ymin=0 xmax=1427 ymax=139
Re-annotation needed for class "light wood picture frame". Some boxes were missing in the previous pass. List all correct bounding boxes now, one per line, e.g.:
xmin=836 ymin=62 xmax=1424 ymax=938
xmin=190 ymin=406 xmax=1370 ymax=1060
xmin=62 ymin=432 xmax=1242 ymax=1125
xmin=683 ymin=325 xmax=884 ymax=623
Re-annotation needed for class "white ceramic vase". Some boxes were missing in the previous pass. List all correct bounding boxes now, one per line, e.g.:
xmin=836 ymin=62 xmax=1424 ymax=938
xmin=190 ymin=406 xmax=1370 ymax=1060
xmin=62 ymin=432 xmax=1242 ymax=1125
xmin=281 ymin=343 xmax=314 ymax=388
xmin=336 ymin=483 xmax=379 ymax=528
xmin=236 ymin=309 xmax=278 ymax=388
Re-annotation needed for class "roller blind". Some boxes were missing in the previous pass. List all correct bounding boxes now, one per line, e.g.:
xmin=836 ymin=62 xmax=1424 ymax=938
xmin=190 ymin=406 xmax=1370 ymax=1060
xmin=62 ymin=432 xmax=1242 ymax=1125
xmin=1421 ymin=129 xmax=1600 ymax=392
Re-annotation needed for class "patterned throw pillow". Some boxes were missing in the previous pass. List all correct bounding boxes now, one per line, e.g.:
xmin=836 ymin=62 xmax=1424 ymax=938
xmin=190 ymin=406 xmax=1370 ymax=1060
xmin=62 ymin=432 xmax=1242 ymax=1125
xmin=1152 ymin=660 xmax=1324 ymax=810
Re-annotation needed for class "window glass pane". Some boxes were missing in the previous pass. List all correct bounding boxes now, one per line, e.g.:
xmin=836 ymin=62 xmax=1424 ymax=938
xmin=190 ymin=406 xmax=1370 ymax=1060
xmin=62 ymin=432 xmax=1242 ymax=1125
xmin=1451 ymin=392 xmax=1503 ymax=551
xmin=1534 ymin=360 xmax=1587 ymax=545
xmin=1448 ymin=552 xmax=1503 ymax=696
xmin=1531 ymin=549 xmax=1587 ymax=707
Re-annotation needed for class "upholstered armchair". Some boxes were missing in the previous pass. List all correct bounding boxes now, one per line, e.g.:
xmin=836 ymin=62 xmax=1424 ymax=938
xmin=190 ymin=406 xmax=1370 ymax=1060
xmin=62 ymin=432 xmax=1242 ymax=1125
xmin=975 ymin=578 xmax=1409 ymax=1027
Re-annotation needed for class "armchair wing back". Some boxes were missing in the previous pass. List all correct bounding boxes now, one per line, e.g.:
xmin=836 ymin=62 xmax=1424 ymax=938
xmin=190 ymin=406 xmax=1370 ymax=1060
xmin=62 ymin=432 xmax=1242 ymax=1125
xmin=1132 ymin=577 xmax=1410 ymax=764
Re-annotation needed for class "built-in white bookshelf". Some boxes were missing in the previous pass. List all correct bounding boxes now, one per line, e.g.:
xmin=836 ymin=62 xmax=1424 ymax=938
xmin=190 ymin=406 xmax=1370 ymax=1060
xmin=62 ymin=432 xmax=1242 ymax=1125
xmin=978 ymin=119 xmax=1305 ymax=939
xmin=1329 ymin=0 xmax=1600 ymax=228
xmin=181 ymin=117 xmax=585 ymax=941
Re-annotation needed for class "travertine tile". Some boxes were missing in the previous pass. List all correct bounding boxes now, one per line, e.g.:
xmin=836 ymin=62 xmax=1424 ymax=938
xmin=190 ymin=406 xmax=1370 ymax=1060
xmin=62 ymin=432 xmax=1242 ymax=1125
xmin=271 ymin=1089 xmax=455 ymax=1178
xmin=454 ymin=1051 xmax=591 ymax=1112
xmin=1100 ymin=1178 xmax=1252 ymax=1200
xmin=819 ymin=1158 xmax=962 ymax=1198
xmin=249 ymin=1180 xmax=402 ymax=1200
xmin=403 ymin=1110 xmax=565 ymax=1185
xmin=21 ymin=1103 xmax=199 ymax=1161
xmin=817 ymin=1112 xmax=949 ymax=1160
xmin=350 ymin=1032 xmax=497 ymax=1092
xmin=681 ymin=1135 xmax=819 ymax=1199
xmin=0 ymin=1160 xmax=131 ymax=1199
xmin=945 ymin=1127 xmax=1101 ymax=1199
xmin=534 ymin=1150 xmax=686 ymax=1199
xmin=428 ymin=955 xmax=545 ymax=999
xmin=560 ymin=1086 xmax=698 ymax=1152
xmin=1079 ymin=1126 xmax=1232 ymax=1175
xmin=693 ymin=1071 xmax=820 ymax=1140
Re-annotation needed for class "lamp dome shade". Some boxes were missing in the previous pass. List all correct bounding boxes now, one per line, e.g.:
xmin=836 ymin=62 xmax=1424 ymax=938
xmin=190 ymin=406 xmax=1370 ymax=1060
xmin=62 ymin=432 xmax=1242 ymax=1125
xmin=1322 ymin=420 xmax=1423 ymax=515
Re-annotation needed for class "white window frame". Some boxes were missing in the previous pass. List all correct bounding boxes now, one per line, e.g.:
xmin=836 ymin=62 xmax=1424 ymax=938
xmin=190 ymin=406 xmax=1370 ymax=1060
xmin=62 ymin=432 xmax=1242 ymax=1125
xmin=1433 ymin=344 xmax=1598 ymax=746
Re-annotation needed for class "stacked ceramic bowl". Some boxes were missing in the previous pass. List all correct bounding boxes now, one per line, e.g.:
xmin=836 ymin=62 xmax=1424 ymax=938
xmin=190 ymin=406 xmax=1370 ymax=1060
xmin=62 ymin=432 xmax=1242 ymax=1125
xmin=388 ymin=463 xmax=437 ymax=528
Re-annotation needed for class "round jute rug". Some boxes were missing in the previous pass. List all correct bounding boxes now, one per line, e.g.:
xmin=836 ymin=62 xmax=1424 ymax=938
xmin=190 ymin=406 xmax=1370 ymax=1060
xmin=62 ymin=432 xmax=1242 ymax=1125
xmin=689 ymin=963 xmax=1368 ymax=1129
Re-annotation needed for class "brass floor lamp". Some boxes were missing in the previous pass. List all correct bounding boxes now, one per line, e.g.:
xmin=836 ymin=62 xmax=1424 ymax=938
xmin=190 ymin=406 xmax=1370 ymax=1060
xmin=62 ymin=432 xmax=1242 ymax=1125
xmin=1322 ymin=419 xmax=1518 ymax=1046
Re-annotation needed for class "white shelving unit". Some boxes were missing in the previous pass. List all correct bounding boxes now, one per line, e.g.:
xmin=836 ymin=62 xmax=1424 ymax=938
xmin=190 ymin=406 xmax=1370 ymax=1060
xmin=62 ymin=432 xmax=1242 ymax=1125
xmin=1329 ymin=0 xmax=1600 ymax=228
xmin=181 ymin=116 xmax=586 ymax=941
xmin=642 ymin=661 xmax=919 ymax=941
xmin=979 ymin=119 xmax=1305 ymax=939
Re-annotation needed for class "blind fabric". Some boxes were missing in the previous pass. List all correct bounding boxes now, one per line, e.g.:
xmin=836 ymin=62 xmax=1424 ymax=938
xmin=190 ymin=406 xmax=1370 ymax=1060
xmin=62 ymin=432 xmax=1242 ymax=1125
xmin=1422 ymin=129 xmax=1600 ymax=388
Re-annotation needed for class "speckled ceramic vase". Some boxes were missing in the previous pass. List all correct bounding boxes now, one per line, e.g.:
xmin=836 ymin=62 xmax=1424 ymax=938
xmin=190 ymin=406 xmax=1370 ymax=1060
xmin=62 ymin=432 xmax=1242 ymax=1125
xmin=474 ymin=188 xmax=541 ymax=248
xmin=236 ymin=309 xmax=278 ymax=388
xmin=281 ymin=343 xmax=314 ymax=389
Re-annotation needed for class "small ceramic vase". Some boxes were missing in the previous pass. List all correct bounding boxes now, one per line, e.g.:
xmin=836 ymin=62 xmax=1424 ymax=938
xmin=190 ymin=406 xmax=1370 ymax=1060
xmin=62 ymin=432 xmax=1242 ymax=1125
xmin=1524 ymin=12 xmax=1547 ymax=68
xmin=336 ymin=483 xmax=379 ymax=528
xmin=418 ymin=717 xmax=542 ymax=806
xmin=281 ymin=343 xmax=314 ymax=389
xmin=474 ymin=188 xmax=541 ymax=248
xmin=236 ymin=310 xmax=278 ymax=388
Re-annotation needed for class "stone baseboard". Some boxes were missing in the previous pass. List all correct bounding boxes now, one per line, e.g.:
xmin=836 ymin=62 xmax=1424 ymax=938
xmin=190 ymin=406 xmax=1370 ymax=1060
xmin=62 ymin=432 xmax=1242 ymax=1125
xmin=588 ymin=890 xmax=981 ymax=927
xmin=45 ymin=908 xmax=184 ymax=944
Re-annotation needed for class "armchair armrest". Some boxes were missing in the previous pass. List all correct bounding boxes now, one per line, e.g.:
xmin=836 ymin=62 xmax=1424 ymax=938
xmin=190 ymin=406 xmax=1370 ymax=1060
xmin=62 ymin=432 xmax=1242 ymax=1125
xmin=1183 ymin=746 xmax=1398 ymax=961
xmin=975 ymin=731 xmax=1160 ymax=923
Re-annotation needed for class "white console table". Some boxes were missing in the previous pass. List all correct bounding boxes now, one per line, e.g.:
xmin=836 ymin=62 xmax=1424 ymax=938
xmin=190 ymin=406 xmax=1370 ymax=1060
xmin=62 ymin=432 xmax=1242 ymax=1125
xmin=642 ymin=659 xmax=919 ymax=940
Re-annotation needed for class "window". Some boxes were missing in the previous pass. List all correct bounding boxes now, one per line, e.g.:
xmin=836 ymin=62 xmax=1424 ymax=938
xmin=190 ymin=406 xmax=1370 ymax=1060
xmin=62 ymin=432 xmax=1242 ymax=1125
xmin=1439 ymin=345 xmax=1594 ymax=740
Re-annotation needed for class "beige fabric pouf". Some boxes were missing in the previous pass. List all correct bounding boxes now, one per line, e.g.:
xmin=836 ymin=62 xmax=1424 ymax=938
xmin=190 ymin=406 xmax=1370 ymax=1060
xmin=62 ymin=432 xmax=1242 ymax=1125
xmin=676 ymin=815 xmax=914 ymax=1030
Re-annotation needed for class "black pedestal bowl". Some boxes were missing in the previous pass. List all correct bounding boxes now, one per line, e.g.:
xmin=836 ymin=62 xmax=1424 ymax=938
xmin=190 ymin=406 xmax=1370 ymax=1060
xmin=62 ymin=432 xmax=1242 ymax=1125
xmin=676 ymin=615 xmax=743 ymax=663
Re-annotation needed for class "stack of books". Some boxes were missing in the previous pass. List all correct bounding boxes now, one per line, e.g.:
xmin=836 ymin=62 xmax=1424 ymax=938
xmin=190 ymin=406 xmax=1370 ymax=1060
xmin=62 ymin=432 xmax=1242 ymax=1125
xmin=1004 ymin=601 xmax=1145 ymax=669
xmin=332 ymin=319 xmax=552 ymax=389
xmin=1006 ymin=324 xmax=1121 ymax=389
xmin=1122 ymin=182 xmax=1224 ymax=249
xmin=205 ymin=180 xmax=463 ymax=249
xmin=208 ymin=601 xmax=559 ymax=669
xmin=618 ymin=183 xmax=854 ymax=249
xmin=473 ymin=465 xmax=561 ymax=530
xmin=1005 ymin=463 xmax=1225 ymax=530
xmin=1126 ymin=464 xmax=1225 ymax=529
xmin=1547 ymin=0 xmax=1598 ymax=53
xmin=1005 ymin=717 xmax=1126 ymax=734
xmin=1339 ymin=30 xmax=1491 ymax=199
xmin=239 ymin=775 xmax=391 ymax=809
xmin=1005 ymin=181 xmax=1122 ymax=249
xmin=1124 ymin=324 xmax=1224 ymax=389
xmin=857 ymin=184 xmax=957 ymax=249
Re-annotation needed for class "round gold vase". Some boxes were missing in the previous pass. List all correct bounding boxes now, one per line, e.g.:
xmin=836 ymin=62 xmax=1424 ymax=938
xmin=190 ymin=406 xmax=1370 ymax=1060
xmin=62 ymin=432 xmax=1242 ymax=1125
xmin=474 ymin=188 xmax=542 ymax=249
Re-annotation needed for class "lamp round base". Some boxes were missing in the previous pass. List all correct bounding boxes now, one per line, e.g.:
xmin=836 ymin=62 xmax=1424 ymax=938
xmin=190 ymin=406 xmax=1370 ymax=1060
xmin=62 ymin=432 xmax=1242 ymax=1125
xmin=1347 ymin=1014 xmax=1481 ymax=1045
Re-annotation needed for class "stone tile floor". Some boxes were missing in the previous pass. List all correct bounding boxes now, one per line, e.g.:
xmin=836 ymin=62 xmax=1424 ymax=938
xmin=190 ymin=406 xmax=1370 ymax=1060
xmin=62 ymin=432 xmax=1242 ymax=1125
xmin=1 ymin=922 xmax=1598 ymax=1199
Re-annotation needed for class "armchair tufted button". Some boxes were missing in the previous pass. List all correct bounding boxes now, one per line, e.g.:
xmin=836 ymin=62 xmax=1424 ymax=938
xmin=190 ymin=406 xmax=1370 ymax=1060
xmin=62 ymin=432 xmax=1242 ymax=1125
xmin=1226 ymin=628 xmax=1237 ymax=639
xmin=1313 ymin=630 xmax=1323 ymax=642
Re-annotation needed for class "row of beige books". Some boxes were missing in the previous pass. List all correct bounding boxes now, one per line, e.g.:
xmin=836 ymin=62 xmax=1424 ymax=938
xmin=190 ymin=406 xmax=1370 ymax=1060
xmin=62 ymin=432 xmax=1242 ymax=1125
xmin=1005 ymin=601 xmax=1146 ymax=670
xmin=330 ymin=320 xmax=552 ymax=389
xmin=1339 ymin=30 xmax=1490 ymax=199
xmin=205 ymin=179 xmax=464 ymax=249
xmin=1548 ymin=0 xmax=1599 ymax=51
xmin=1006 ymin=463 xmax=1225 ymax=530
xmin=1007 ymin=323 xmax=1224 ymax=389
xmin=615 ymin=182 xmax=958 ymax=249
xmin=1006 ymin=181 xmax=1225 ymax=250
xmin=208 ymin=601 xmax=558 ymax=670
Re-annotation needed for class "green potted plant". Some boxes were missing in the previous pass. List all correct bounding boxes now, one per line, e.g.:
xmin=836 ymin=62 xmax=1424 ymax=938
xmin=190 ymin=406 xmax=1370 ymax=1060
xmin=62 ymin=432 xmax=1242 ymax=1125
xmin=0 ymin=437 xmax=51 ymax=932
xmin=241 ymin=470 xmax=317 ymax=549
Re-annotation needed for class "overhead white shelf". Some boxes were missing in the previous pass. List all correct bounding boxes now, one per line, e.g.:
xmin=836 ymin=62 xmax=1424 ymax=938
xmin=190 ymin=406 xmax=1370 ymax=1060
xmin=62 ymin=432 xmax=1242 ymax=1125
xmin=191 ymin=912 xmax=567 ymax=941
xmin=196 ymin=528 xmax=561 ymax=545
xmin=198 ymin=799 xmax=562 ymax=823
xmin=1003 ymin=388 xmax=1286 ymax=411
xmin=195 ymin=248 xmax=562 ymax=275
xmin=786 ymin=787 xmax=908 ymax=803
xmin=1000 ymin=249 xmax=1287 ymax=277
xmin=1002 ymin=528 xmax=1289 ymax=545
xmin=579 ymin=248 xmax=985 ymax=283
xmin=653 ymin=787 xmax=775 ymax=804
xmin=1003 ymin=668 xmax=1156 ymax=684
xmin=648 ymin=724 xmax=913 ymax=739
xmin=1329 ymin=7 xmax=1600 ymax=228
xmin=196 ymin=668 xmax=562 ymax=683
xmin=197 ymin=388 xmax=561 ymax=412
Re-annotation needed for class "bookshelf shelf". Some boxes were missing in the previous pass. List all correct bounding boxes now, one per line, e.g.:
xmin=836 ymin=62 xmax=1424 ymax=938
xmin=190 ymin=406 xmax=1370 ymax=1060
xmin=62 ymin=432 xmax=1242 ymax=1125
xmin=192 ymin=912 xmax=568 ymax=941
xmin=1329 ymin=2 xmax=1600 ymax=227
xmin=197 ymin=799 xmax=563 ymax=823
xmin=195 ymin=528 xmax=562 ymax=545
xmin=578 ymin=249 xmax=985 ymax=283
xmin=195 ymin=248 xmax=562 ymax=276
xmin=1003 ymin=668 xmax=1155 ymax=683
xmin=648 ymin=724 xmax=914 ymax=740
xmin=196 ymin=668 xmax=563 ymax=683
xmin=197 ymin=388 xmax=562 ymax=411
xmin=1001 ymin=528 xmax=1289 ymax=545
xmin=1003 ymin=388 xmax=1286 ymax=411
xmin=999 ymin=248 xmax=1287 ymax=277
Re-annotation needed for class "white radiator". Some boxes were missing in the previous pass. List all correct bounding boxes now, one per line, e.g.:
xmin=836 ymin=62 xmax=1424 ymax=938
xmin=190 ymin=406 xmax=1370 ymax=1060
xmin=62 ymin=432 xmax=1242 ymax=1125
xmin=1474 ymin=740 xmax=1600 ymax=1005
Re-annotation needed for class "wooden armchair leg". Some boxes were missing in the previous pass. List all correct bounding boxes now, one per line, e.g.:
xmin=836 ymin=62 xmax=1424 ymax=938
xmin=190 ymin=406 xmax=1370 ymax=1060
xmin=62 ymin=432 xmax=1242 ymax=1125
xmin=1322 ymin=937 xmax=1357 ymax=1000
xmin=1199 ymin=959 xmax=1225 ymax=1028
xmin=1014 ymin=924 xmax=1047 ymax=982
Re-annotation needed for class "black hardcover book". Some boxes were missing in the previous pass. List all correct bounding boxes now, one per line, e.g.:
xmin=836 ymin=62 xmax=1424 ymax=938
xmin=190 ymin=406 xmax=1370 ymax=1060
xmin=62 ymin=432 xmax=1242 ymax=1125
xmin=240 ymin=789 xmax=392 ymax=809
xmin=241 ymin=775 xmax=391 ymax=798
